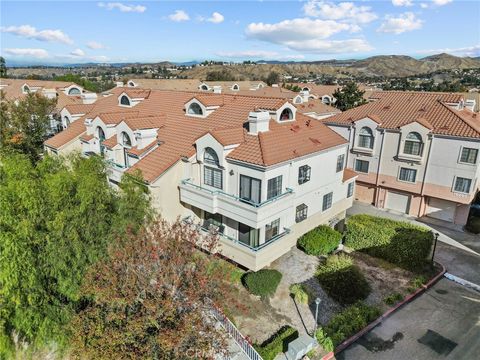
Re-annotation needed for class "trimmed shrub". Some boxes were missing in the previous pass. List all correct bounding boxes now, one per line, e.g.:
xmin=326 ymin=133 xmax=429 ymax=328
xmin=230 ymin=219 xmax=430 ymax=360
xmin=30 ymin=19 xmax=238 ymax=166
xmin=254 ymin=326 xmax=299 ymax=360
xmin=407 ymin=275 xmax=428 ymax=292
xmin=466 ymin=217 xmax=480 ymax=234
xmin=316 ymin=254 xmax=371 ymax=305
xmin=324 ymin=302 xmax=381 ymax=348
xmin=298 ymin=225 xmax=342 ymax=256
xmin=289 ymin=283 xmax=314 ymax=304
xmin=315 ymin=328 xmax=334 ymax=352
xmin=383 ymin=292 xmax=403 ymax=306
xmin=344 ymin=215 xmax=434 ymax=272
xmin=243 ymin=269 xmax=282 ymax=298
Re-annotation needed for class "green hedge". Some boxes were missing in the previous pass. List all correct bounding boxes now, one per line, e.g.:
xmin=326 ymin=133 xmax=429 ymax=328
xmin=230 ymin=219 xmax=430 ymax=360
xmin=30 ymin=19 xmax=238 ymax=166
xmin=289 ymin=283 xmax=314 ymax=304
xmin=315 ymin=328 xmax=334 ymax=352
xmin=243 ymin=269 xmax=282 ymax=298
xmin=324 ymin=302 xmax=381 ymax=347
xmin=466 ymin=217 xmax=480 ymax=234
xmin=344 ymin=215 xmax=434 ymax=272
xmin=254 ymin=326 xmax=299 ymax=360
xmin=297 ymin=225 xmax=342 ymax=256
xmin=316 ymin=254 xmax=371 ymax=305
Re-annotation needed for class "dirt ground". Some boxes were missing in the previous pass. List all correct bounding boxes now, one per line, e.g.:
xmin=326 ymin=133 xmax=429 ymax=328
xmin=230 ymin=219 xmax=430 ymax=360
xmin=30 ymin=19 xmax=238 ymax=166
xmin=229 ymin=248 xmax=423 ymax=345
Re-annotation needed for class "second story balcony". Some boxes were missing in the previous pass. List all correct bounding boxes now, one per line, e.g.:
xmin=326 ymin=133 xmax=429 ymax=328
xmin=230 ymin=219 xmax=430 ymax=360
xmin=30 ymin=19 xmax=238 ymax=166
xmin=179 ymin=178 xmax=294 ymax=228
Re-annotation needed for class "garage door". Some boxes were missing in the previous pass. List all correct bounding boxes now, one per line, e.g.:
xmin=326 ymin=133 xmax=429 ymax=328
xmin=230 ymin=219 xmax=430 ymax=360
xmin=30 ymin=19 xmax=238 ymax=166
xmin=385 ymin=191 xmax=410 ymax=214
xmin=426 ymin=198 xmax=456 ymax=222
xmin=355 ymin=184 xmax=376 ymax=204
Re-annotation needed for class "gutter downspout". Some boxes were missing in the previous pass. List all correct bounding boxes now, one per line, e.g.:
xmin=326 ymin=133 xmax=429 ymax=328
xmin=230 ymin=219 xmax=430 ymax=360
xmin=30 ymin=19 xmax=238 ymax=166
xmin=420 ymin=134 xmax=434 ymax=217
xmin=374 ymin=129 xmax=386 ymax=207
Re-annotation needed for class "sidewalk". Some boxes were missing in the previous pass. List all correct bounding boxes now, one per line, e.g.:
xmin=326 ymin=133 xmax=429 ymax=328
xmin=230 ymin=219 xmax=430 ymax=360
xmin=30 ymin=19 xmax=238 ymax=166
xmin=346 ymin=202 xmax=479 ymax=256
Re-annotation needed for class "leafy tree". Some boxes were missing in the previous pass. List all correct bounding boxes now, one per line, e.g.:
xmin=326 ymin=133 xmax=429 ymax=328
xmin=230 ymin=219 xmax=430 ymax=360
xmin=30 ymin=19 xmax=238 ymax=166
xmin=0 ymin=153 xmax=152 ymax=356
xmin=69 ymin=219 xmax=237 ymax=359
xmin=0 ymin=92 xmax=56 ymax=162
xmin=265 ymin=71 xmax=280 ymax=86
xmin=53 ymin=74 xmax=115 ymax=93
xmin=333 ymin=82 xmax=367 ymax=111
xmin=205 ymin=69 xmax=236 ymax=81
xmin=0 ymin=56 xmax=6 ymax=78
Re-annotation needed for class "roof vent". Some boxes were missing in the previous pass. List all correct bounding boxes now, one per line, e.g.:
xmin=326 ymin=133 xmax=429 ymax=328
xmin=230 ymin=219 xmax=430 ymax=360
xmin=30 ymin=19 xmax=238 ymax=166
xmin=248 ymin=111 xmax=270 ymax=135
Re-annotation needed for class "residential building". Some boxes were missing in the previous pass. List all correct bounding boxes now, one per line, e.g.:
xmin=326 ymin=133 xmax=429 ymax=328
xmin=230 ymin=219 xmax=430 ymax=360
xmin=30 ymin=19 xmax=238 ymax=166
xmin=44 ymin=88 xmax=357 ymax=270
xmin=323 ymin=91 xmax=480 ymax=226
xmin=125 ymin=78 xmax=266 ymax=93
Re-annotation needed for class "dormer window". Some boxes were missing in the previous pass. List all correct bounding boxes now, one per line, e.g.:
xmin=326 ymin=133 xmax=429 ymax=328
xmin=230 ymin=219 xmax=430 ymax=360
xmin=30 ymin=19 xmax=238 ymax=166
xmin=200 ymin=84 xmax=209 ymax=91
xmin=302 ymin=87 xmax=309 ymax=92
xmin=23 ymin=85 xmax=30 ymax=93
xmin=97 ymin=126 xmax=106 ymax=141
xmin=128 ymin=81 xmax=135 ymax=87
xmin=204 ymin=147 xmax=219 ymax=165
xmin=120 ymin=95 xmax=131 ymax=106
xmin=358 ymin=127 xmax=374 ymax=149
xmin=294 ymin=96 xmax=302 ymax=104
xmin=188 ymin=102 xmax=203 ymax=116
xmin=232 ymin=84 xmax=239 ymax=91
xmin=404 ymin=132 xmax=423 ymax=156
xmin=280 ymin=108 xmax=293 ymax=121
xmin=64 ymin=116 xmax=70 ymax=128
xmin=121 ymin=132 xmax=132 ymax=147
xmin=68 ymin=87 xmax=81 ymax=95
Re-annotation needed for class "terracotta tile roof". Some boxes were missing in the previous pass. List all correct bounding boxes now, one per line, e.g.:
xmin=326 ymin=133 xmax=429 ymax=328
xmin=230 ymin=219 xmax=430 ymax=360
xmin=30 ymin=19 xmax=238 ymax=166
xmin=209 ymin=127 xmax=246 ymax=146
xmin=44 ymin=117 xmax=87 ymax=149
xmin=324 ymin=91 xmax=480 ymax=139
xmin=102 ymin=136 xmax=119 ymax=149
xmin=233 ymin=87 xmax=296 ymax=99
xmin=98 ymin=111 xmax=139 ymax=124
xmin=343 ymin=168 xmax=358 ymax=182
xmin=295 ymin=100 xmax=341 ymax=115
xmin=290 ymin=83 xmax=340 ymax=97
xmin=123 ymin=115 xmax=166 ymax=130
xmin=127 ymin=79 xmax=202 ymax=91
xmin=64 ymin=103 xmax=95 ymax=115
xmin=127 ymin=139 xmax=158 ymax=156
xmin=80 ymin=133 xmax=94 ymax=142
xmin=227 ymin=114 xmax=348 ymax=166
xmin=121 ymin=88 xmax=151 ymax=99
xmin=190 ymin=94 xmax=225 ymax=107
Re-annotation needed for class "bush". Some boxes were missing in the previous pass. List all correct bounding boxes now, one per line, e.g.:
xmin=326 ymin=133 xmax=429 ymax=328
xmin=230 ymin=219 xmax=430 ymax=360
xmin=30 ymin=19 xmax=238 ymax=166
xmin=316 ymin=254 xmax=371 ymax=305
xmin=344 ymin=215 xmax=434 ymax=272
xmin=298 ymin=225 xmax=342 ymax=256
xmin=407 ymin=275 xmax=428 ymax=292
xmin=324 ymin=302 xmax=381 ymax=348
xmin=254 ymin=326 xmax=299 ymax=360
xmin=243 ymin=269 xmax=282 ymax=298
xmin=315 ymin=328 xmax=334 ymax=352
xmin=383 ymin=292 xmax=403 ymax=306
xmin=466 ymin=217 xmax=480 ymax=234
xmin=289 ymin=283 xmax=314 ymax=304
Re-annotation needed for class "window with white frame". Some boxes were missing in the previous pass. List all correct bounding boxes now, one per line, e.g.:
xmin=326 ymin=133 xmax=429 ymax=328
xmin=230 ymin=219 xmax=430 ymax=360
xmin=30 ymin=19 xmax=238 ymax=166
xmin=398 ymin=167 xmax=417 ymax=183
xmin=322 ymin=192 xmax=333 ymax=211
xmin=454 ymin=177 xmax=472 ymax=193
xmin=347 ymin=182 xmax=354 ymax=198
xmin=121 ymin=132 xmax=132 ymax=147
xmin=460 ymin=147 xmax=478 ymax=164
xmin=204 ymin=147 xmax=219 ymax=166
xmin=265 ymin=219 xmax=280 ymax=242
xmin=120 ymin=95 xmax=130 ymax=106
xmin=358 ymin=127 xmax=374 ymax=149
xmin=188 ymin=102 xmax=203 ymax=116
xmin=296 ymin=204 xmax=308 ymax=223
xmin=280 ymin=108 xmax=293 ymax=121
xmin=68 ymin=87 xmax=81 ymax=95
xmin=298 ymin=165 xmax=311 ymax=184
xmin=240 ymin=175 xmax=261 ymax=204
xmin=204 ymin=167 xmax=222 ymax=189
xmin=403 ymin=132 xmax=423 ymax=156
xmin=355 ymin=159 xmax=369 ymax=173
xmin=267 ymin=176 xmax=282 ymax=200
xmin=336 ymin=154 xmax=345 ymax=173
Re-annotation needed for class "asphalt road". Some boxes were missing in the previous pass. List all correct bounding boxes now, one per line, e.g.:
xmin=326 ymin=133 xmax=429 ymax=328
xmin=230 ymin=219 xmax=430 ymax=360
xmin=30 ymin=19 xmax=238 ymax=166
xmin=337 ymin=278 xmax=480 ymax=360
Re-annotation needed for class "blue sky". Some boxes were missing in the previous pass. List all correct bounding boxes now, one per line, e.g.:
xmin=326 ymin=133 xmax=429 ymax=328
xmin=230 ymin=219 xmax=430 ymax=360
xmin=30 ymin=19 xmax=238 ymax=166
xmin=1 ymin=0 xmax=479 ymax=65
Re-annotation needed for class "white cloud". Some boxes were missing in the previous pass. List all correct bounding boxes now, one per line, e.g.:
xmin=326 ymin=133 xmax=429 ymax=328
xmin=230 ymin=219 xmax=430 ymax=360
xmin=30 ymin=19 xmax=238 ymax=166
xmin=420 ymin=0 xmax=452 ymax=9
xmin=3 ymin=48 xmax=49 ymax=59
xmin=70 ymin=48 xmax=85 ymax=57
xmin=392 ymin=0 xmax=413 ymax=6
xmin=377 ymin=12 xmax=423 ymax=34
xmin=432 ymin=0 xmax=452 ymax=5
xmin=282 ymin=38 xmax=373 ymax=54
xmin=207 ymin=12 xmax=224 ymax=24
xmin=216 ymin=50 xmax=305 ymax=60
xmin=416 ymin=45 xmax=480 ymax=57
xmin=168 ymin=10 xmax=190 ymax=22
xmin=303 ymin=1 xmax=377 ymax=24
xmin=86 ymin=41 xmax=106 ymax=49
xmin=97 ymin=2 xmax=146 ymax=13
xmin=1 ymin=25 xmax=73 ymax=44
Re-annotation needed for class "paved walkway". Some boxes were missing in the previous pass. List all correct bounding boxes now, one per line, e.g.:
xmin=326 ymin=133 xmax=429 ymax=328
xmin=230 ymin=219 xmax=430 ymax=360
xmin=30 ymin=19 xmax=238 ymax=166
xmin=347 ymin=202 xmax=479 ymax=256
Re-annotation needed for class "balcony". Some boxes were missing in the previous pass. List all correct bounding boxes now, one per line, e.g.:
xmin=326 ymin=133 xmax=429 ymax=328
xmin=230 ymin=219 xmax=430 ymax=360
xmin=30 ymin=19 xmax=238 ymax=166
xmin=179 ymin=179 xmax=294 ymax=228
xmin=106 ymin=159 xmax=127 ymax=183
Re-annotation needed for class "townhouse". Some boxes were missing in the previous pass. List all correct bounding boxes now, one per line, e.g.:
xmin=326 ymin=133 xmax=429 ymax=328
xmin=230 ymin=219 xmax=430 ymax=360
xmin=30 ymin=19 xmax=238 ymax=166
xmin=323 ymin=91 xmax=480 ymax=226
xmin=125 ymin=78 xmax=266 ymax=93
xmin=45 ymin=87 xmax=357 ymax=270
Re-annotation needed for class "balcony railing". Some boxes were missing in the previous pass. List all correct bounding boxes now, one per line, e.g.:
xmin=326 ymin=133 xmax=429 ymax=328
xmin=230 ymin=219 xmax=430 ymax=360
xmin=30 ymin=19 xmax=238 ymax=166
xmin=181 ymin=179 xmax=293 ymax=208
xmin=106 ymin=159 xmax=127 ymax=171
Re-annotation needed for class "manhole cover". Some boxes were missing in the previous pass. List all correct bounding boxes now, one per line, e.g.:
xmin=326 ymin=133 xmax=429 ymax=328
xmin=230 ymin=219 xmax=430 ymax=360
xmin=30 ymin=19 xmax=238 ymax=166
xmin=417 ymin=329 xmax=457 ymax=355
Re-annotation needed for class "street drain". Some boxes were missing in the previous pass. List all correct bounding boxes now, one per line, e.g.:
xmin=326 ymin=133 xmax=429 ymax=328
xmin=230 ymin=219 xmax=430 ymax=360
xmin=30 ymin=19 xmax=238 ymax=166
xmin=357 ymin=332 xmax=404 ymax=352
xmin=417 ymin=329 xmax=457 ymax=355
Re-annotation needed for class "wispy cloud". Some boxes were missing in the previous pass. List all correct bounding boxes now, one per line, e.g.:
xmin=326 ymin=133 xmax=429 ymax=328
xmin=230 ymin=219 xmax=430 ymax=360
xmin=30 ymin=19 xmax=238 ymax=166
xmin=3 ymin=48 xmax=49 ymax=58
xmin=392 ymin=0 xmax=413 ymax=7
xmin=70 ymin=49 xmax=85 ymax=57
xmin=168 ymin=10 xmax=190 ymax=22
xmin=207 ymin=12 xmax=224 ymax=24
xmin=86 ymin=41 xmax=106 ymax=50
xmin=416 ymin=45 xmax=480 ymax=57
xmin=303 ymin=1 xmax=377 ymax=24
xmin=420 ymin=0 xmax=453 ymax=9
xmin=216 ymin=50 xmax=305 ymax=60
xmin=97 ymin=2 xmax=146 ymax=13
xmin=377 ymin=12 xmax=423 ymax=34
xmin=1 ymin=25 xmax=73 ymax=44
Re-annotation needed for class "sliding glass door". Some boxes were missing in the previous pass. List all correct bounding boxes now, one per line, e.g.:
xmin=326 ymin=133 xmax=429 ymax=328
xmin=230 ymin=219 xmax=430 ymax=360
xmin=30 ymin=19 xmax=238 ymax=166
xmin=238 ymin=222 xmax=259 ymax=248
xmin=239 ymin=175 xmax=261 ymax=204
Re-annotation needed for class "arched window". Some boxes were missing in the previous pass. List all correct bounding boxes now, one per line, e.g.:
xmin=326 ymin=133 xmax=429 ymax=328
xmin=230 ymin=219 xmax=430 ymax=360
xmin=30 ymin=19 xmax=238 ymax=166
xmin=294 ymin=96 xmax=302 ymax=104
xmin=204 ymin=147 xmax=219 ymax=165
xmin=128 ymin=81 xmax=135 ymax=87
xmin=232 ymin=84 xmax=239 ymax=91
xmin=64 ymin=116 xmax=70 ymax=127
xmin=302 ymin=87 xmax=310 ymax=92
xmin=404 ymin=132 xmax=423 ymax=156
xmin=120 ymin=95 xmax=131 ymax=106
xmin=358 ymin=127 xmax=374 ymax=149
xmin=280 ymin=108 xmax=293 ymax=121
xmin=23 ymin=85 xmax=30 ymax=93
xmin=322 ymin=96 xmax=330 ymax=104
xmin=68 ymin=87 xmax=81 ymax=95
xmin=200 ymin=84 xmax=209 ymax=91
xmin=121 ymin=132 xmax=132 ymax=147
xmin=188 ymin=102 xmax=203 ymax=116
xmin=97 ymin=126 xmax=105 ymax=141
xmin=258 ymin=84 xmax=264 ymax=88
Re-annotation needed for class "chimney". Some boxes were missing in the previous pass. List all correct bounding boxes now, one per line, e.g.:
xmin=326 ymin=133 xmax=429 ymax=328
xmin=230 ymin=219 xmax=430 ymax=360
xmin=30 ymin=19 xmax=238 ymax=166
xmin=248 ymin=111 xmax=270 ymax=135
xmin=213 ymin=86 xmax=222 ymax=94
xmin=300 ymin=90 xmax=310 ymax=102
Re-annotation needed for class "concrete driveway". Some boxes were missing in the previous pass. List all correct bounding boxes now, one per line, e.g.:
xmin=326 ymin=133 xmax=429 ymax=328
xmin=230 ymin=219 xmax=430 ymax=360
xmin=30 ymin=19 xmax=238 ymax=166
xmin=337 ymin=279 xmax=480 ymax=360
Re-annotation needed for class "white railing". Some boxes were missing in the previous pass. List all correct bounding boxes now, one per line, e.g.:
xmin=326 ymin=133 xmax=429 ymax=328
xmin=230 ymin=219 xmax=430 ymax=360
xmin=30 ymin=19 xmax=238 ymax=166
xmin=211 ymin=306 xmax=263 ymax=360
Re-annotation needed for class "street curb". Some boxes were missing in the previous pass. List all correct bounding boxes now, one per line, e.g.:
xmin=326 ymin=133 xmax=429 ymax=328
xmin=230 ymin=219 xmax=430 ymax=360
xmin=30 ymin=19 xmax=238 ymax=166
xmin=333 ymin=261 xmax=447 ymax=355
xmin=320 ymin=351 xmax=335 ymax=360
xmin=444 ymin=272 xmax=480 ymax=292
